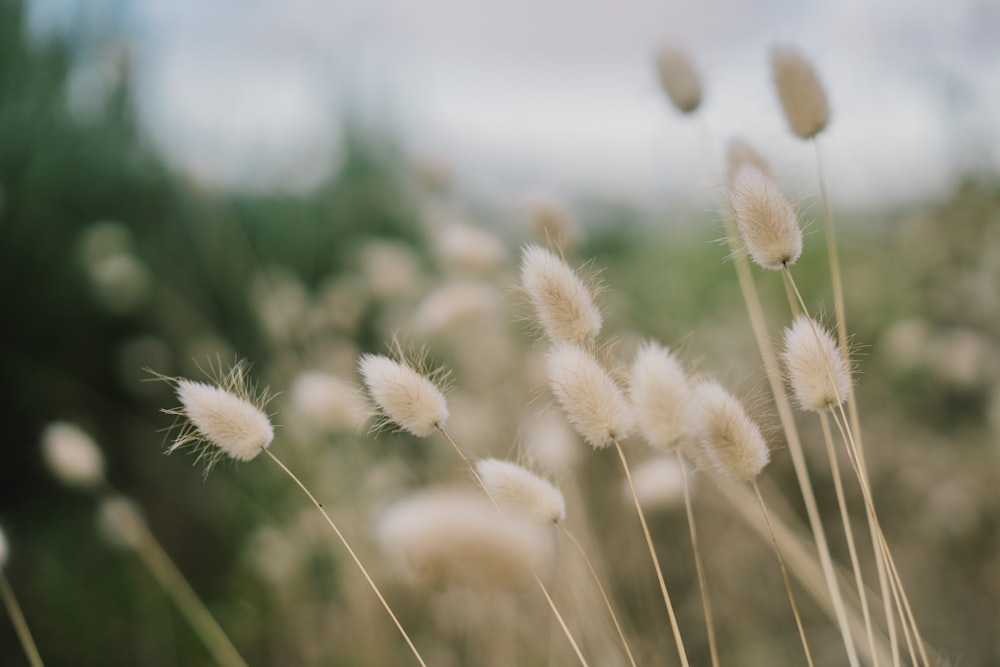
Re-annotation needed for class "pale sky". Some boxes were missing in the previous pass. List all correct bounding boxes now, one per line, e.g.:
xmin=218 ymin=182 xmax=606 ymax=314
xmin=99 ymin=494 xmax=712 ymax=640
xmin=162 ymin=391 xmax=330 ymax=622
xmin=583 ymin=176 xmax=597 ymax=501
xmin=30 ymin=0 xmax=1000 ymax=210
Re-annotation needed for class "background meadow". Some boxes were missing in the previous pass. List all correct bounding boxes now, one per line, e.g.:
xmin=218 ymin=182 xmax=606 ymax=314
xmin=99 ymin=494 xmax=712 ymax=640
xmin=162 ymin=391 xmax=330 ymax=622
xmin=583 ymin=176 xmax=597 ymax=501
xmin=2 ymin=0 xmax=1000 ymax=664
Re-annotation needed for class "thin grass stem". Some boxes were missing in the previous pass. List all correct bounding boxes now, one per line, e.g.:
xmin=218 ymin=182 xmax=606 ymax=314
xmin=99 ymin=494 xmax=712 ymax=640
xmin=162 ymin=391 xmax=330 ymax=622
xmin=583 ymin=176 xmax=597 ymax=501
xmin=820 ymin=413 xmax=879 ymax=666
xmin=613 ymin=438 xmax=690 ymax=667
xmin=436 ymin=427 xmax=591 ymax=667
xmin=0 ymin=571 xmax=44 ymax=667
xmin=751 ymin=480 xmax=815 ymax=667
xmin=262 ymin=449 xmax=428 ymax=667
xmin=127 ymin=512 xmax=248 ymax=667
xmin=559 ymin=525 xmax=638 ymax=667
xmin=677 ymin=451 xmax=719 ymax=667
xmin=724 ymin=219 xmax=860 ymax=667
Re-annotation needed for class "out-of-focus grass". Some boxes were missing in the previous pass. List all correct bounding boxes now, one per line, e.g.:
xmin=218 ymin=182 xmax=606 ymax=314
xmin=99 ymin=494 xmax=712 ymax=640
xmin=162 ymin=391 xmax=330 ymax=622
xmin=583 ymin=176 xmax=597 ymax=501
xmin=3 ymin=1 xmax=1000 ymax=664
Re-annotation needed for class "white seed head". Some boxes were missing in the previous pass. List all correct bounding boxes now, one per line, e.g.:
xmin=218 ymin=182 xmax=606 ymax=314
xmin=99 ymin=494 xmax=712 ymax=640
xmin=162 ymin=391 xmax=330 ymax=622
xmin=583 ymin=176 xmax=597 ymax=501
xmin=97 ymin=496 xmax=146 ymax=550
xmin=41 ymin=421 xmax=106 ymax=488
xmin=289 ymin=371 xmax=370 ymax=433
xmin=547 ymin=343 xmax=633 ymax=449
xmin=771 ymin=46 xmax=829 ymax=140
xmin=376 ymin=489 xmax=549 ymax=591
xmin=628 ymin=456 xmax=687 ymax=512
xmin=655 ymin=46 xmax=702 ymax=114
xmin=359 ymin=353 xmax=449 ymax=437
xmin=523 ymin=410 xmax=582 ymax=476
xmin=782 ymin=315 xmax=852 ymax=411
xmin=630 ymin=342 xmax=695 ymax=450
xmin=693 ymin=380 xmax=769 ymax=482
xmin=164 ymin=362 xmax=274 ymax=468
xmin=475 ymin=458 xmax=566 ymax=523
xmin=0 ymin=525 xmax=8 ymax=569
xmin=434 ymin=224 xmax=507 ymax=276
xmin=725 ymin=138 xmax=772 ymax=186
xmin=728 ymin=164 xmax=802 ymax=270
xmin=413 ymin=282 xmax=500 ymax=335
xmin=520 ymin=244 xmax=602 ymax=345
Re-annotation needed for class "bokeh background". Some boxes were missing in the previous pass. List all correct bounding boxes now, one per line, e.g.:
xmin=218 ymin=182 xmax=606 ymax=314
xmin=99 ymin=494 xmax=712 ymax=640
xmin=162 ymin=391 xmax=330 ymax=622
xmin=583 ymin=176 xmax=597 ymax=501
xmin=2 ymin=0 xmax=1000 ymax=664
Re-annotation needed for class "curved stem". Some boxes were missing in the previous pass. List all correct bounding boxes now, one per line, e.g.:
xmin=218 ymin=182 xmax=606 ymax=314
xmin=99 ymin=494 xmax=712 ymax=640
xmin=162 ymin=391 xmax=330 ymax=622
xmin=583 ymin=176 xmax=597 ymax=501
xmin=436 ymin=427 xmax=591 ymax=667
xmin=820 ymin=414 xmax=879 ymax=666
xmin=559 ymin=525 xmax=638 ymax=667
xmin=678 ymin=452 xmax=719 ymax=667
xmin=725 ymin=219 xmax=859 ymax=667
xmin=263 ymin=449 xmax=428 ymax=667
xmin=1 ymin=571 xmax=44 ymax=667
xmin=614 ymin=439 xmax=690 ymax=667
xmin=752 ymin=480 xmax=815 ymax=667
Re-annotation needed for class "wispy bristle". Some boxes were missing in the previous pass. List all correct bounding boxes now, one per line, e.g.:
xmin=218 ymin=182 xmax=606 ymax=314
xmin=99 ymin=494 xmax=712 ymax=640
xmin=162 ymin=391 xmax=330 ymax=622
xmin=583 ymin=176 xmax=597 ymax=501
xmin=547 ymin=343 xmax=633 ymax=449
xmin=728 ymin=164 xmax=802 ymax=270
xmin=771 ymin=46 xmax=829 ymax=140
xmin=630 ymin=342 xmax=694 ymax=450
xmin=782 ymin=315 xmax=852 ymax=412
xmin=476 ymin=458 xmax=566 ymax=523
xmin=520 ymin=244 xmax=602 ymax=345
xmin=359 ymin=353 xmax=449 ymax=437
xmin=693 ymin=380 xmax=769 ymax=482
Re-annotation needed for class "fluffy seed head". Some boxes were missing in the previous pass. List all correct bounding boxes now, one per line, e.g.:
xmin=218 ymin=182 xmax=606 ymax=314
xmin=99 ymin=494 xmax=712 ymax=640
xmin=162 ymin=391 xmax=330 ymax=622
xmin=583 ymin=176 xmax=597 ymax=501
xmin=693 ymin=380 xmax=769 ymax=481
xmin=523 ymin=410 xmax=582 ymax=475
xmin=475 ymin=458 xmax=566 ymax=523
xmin=520 ymin=244 xmax=602 ymax=345
xmin=289 ymin=371 xmax=370 ymax=433
xmin=547 ymin=343 xmax=633 ymax=449
xmin=782 ymin=315 xmax=852 ymax=411
xmin=97 ymin=496 xmax=146 ymax=550
xmin=630 ymin=342 xmax=694 ymax=449
xmin=771 ymin=46 xmax=829 ymax=140
xmin=434 ymin=224 xmax=507 ymax=276
xmin=728 ymin=164 xmax=802 ymax=270
xmin=376 ymin=489 xmax=549 ymax=591
xmin=41 ymin=421 xmax=106 ymax=488
xmin=359 ymin=353 xmax=449 ymax=437
xmin=655 ymin=46 xmax=702 ymax=114
xmin=413 ymin=282 xmax=500 ymax=335
xmin=162 ymin=361 xmax=274 ymax=468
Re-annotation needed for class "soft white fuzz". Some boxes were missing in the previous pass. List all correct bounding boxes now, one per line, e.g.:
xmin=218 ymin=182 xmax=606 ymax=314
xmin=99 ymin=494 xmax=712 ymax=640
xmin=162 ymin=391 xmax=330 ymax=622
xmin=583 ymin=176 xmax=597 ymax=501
xmin=693 ymin=381 xmax=769 ymax=482
xmin=523 ymin=411 xmax=581 ymax=476
xmin=171 ymin=374 xmax=274 ymax=464
xmin=413 ymin=282 xmax=499 ymax=335
xmin=630 ymin=342 xmax=694 ymax=449
xmin=547 ymin=343 xmax=633 ymax=449
xmin=289 ymin=371 xmax=370 ymax=433
xmin=434 ymin=224 xmax=507 ymax=276
xmin=771 ymin=46 xmax=829 ymax=140
xmin=475 ymin=458 xmax=566 ymax=523
xmin=359 ymin=353 xmax=449 ymax=437
xmin=782 ymin=315 xmax=852 ymax=412
xmin=520 ymin=244 xmax=602 ymax=345
xmin=655 ymin=46 xmax=702 ymax=114
xmin=376 ymin=489 xmax=548 ymax=591
xmin=97 ymin=496 xmax=146 ymax=550
xmin=729 ymin=164 xmax=802 ymax=270
xmin=628 ymin=456 xmax=687 ymax=511
xmin=41 ymin=421 xmax=106 ymax=489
